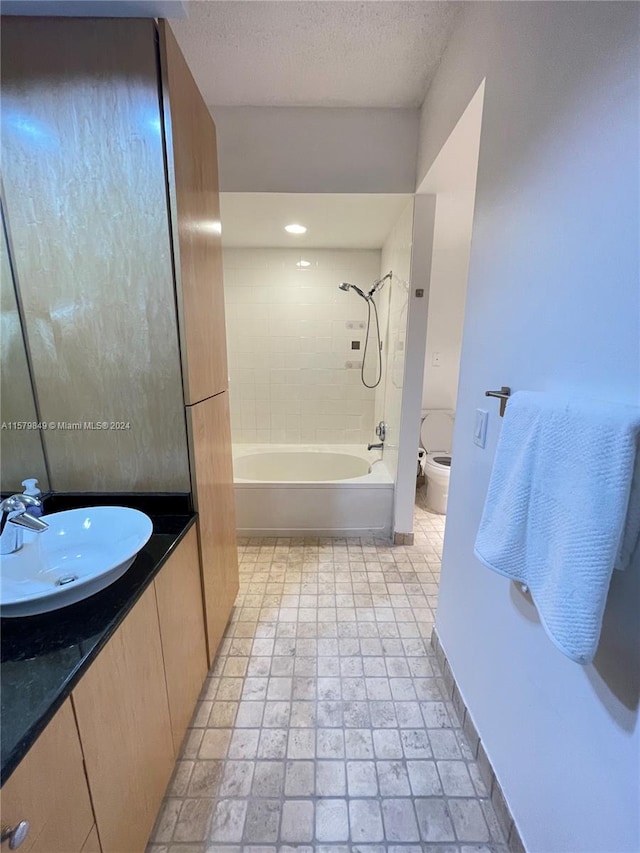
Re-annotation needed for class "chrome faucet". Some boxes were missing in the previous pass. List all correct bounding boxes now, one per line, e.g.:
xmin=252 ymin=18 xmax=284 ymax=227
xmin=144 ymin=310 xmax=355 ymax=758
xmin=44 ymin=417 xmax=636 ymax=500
xmin=0 ymin=495 xmax=49 ymax=555
xmin=368 ymin=421 xmax=386 ymax=452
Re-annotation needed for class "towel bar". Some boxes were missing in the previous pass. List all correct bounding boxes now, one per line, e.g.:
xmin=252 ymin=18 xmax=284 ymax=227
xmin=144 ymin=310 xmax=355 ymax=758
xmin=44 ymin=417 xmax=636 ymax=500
xmin=485 ymin=386 xmax=511 ymax=417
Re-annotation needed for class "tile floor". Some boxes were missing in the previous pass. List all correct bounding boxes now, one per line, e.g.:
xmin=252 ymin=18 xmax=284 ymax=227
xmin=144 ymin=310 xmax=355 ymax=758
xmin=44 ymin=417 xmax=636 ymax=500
xmin=148 ymin=502 xmax=508 ymax=853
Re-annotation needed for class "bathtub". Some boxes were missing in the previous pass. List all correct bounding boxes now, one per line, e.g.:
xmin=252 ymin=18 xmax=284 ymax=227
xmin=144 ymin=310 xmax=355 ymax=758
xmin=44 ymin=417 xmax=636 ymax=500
xmin=233 ymin=444 xmax=394 ymax=538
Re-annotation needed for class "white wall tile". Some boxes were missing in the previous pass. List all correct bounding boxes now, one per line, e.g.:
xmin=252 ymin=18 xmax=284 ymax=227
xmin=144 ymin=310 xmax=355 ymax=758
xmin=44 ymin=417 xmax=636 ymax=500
xmin=224 ymin=248 xmax=382 ymax=444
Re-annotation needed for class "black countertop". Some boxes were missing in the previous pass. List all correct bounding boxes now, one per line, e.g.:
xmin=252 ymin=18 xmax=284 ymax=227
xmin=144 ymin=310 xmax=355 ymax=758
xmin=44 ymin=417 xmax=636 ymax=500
xmin=0 ymin=493 xmax=196 ymax=786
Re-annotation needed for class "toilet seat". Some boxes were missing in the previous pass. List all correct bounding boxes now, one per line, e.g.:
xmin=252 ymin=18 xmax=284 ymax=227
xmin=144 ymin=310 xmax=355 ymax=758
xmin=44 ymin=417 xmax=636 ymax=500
xmin=424 ymin=453 xmax=451 ymax=482
xmin=425 ymin=454 xmax=451 ymax=471
xmin=420 ymin=411 xmax=454 ymax=514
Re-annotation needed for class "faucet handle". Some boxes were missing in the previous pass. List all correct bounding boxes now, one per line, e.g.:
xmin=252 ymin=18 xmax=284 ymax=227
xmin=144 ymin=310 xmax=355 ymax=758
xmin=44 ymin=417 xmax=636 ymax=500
xmin=0 ymin=496 xmax=26 ymax=513
xmin=0 ymin=500 xmax=48 ymax=552
xmin=1 ymin=494 xmax=41 ymax=511
xmin=16 ymin=493 xmax=41 ymax=508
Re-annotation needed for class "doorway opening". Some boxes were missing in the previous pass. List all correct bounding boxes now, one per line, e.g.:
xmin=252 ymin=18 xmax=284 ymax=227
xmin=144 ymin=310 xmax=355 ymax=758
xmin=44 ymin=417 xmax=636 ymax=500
xmin=394 ymin=79 xmax=485 ymax=542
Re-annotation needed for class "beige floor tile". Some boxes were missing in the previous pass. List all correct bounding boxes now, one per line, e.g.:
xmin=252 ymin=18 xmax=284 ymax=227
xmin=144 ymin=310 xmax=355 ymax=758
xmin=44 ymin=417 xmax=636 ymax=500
xmin=149 ymin=505 xmax=503 ymax=852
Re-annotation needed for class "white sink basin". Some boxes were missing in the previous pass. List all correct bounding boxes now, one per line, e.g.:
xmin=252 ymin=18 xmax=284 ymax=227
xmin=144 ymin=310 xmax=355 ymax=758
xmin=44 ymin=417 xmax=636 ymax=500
xmin=0 ymin=506 xmax=153 ymax=617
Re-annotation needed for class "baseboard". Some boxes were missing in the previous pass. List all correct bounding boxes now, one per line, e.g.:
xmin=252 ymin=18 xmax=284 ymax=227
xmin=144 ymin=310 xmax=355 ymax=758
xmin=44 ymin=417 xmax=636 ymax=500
xmin=431 ymin=627 xmax=526 ymax=853
xmin=236 ymin=526 xmax=392 ymax=539
xmin=393 ymin=532 xmax=415 ymax=545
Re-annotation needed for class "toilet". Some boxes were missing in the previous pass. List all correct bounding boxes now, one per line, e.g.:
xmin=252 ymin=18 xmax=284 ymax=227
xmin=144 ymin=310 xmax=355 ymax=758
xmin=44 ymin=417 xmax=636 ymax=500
xmin=420 ymin=409 xmax=454 ymax=514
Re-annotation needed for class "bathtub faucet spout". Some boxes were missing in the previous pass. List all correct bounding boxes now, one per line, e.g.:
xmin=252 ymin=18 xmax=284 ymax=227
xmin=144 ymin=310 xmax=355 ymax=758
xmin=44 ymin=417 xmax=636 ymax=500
xmin=368 ymin=421 xmax=386 ymax=451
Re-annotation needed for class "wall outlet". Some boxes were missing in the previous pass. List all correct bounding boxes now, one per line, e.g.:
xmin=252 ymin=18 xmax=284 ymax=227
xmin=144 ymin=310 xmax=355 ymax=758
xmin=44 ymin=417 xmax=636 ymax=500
xmin=474 ymin=409 xmax=488 ymax=448
xmin=431 ymin=351 xmax=442 ymax=367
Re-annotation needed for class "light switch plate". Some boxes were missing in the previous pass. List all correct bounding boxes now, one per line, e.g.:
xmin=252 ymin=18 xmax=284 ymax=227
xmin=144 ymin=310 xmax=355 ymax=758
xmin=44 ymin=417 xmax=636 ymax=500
xmin=474 ymin=409 xmax=488 ymax=448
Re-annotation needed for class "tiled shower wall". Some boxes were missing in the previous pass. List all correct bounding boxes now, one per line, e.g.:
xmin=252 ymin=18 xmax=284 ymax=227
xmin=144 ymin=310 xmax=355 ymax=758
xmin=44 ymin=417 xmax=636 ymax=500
xmin=224 ymin=248 xmax=381 ymax=444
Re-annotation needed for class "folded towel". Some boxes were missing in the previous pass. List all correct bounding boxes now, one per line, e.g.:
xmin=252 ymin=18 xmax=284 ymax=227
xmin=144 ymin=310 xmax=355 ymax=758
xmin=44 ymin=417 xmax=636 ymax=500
xmin=474 ymin=391 xmax=640 ymax=664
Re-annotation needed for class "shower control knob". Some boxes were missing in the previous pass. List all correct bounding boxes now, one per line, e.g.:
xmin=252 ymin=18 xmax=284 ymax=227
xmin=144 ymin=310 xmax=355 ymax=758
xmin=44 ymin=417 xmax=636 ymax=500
xmin=375 ymin=422 xmax=387 ymax=442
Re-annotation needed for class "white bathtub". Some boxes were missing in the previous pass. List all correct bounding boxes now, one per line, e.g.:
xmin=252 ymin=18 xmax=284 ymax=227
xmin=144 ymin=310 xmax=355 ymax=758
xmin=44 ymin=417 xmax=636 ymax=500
xmin=233 ymin=444 xmax=394 ymax=538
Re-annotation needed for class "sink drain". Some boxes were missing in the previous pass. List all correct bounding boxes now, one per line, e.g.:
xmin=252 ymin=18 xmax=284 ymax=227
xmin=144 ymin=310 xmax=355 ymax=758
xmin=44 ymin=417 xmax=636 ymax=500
xmin=55 ymin=575 xmax=78 ymax=586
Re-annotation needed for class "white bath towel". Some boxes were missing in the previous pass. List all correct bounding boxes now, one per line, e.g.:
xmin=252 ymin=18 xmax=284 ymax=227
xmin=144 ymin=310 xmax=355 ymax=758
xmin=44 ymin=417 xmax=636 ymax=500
xmin=474 ymin=391 xmax=640 ymax=665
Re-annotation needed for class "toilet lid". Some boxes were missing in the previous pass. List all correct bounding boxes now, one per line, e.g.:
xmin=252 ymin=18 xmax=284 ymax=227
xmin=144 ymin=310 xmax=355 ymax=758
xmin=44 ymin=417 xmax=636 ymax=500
xmin=421 ymin=411 xmax=454 ymax=453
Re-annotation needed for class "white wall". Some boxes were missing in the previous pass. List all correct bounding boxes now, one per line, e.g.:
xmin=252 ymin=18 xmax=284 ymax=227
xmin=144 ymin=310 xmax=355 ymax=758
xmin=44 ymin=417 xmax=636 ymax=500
xmin=375 ymin=200 xmax=415 ymax=481
xmin=223 ymin=248 xmax=380 ymax=444
xmin=211 ymin=107 xmax=419 ymax=193
xmin=418 ymin=81 xmax=484 ymax=417
xmin=421 ymin=193 xmax=474 ymax=412
xmin=394 ymin=195 xmax=438 ymax=535
xmin=417 ymin=3 xmax=640 ymax=851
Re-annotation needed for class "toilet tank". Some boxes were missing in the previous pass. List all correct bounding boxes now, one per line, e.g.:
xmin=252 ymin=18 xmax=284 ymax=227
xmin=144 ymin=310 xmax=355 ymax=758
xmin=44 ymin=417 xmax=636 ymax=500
xmin=420 ymin=410 xmax=454 ymax=453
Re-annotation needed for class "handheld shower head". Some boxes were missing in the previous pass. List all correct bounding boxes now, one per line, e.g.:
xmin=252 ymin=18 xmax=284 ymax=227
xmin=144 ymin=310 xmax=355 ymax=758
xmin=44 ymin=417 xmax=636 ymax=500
xmin=338 ymin=282 xmax=367 ymax=300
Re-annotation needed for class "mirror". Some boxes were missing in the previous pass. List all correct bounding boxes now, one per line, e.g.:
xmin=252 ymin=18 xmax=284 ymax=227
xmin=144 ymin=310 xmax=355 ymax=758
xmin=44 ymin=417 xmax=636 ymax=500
xmin=0 ymin=202 xmax=49 ymax=494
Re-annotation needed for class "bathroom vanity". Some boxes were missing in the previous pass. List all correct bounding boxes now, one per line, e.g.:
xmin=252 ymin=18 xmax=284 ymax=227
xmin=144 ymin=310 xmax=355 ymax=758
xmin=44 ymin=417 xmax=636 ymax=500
xmin=0 ymin=497 xmax=204 ymax=852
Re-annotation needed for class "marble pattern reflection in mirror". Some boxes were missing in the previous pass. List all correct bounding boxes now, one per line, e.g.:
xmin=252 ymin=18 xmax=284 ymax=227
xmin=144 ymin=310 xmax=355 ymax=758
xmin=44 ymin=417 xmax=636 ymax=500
xmin=1 ymin=200 xmax=49 ymax=493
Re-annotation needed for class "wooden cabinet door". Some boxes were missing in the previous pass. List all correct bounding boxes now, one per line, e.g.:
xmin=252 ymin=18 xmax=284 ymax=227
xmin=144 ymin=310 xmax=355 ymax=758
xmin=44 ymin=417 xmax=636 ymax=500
xmin=0 ymin=700 xmax=95 ymax=853
xmin=154 ymin=525 xmax=208 ymax=753
xmin=159 ymin=20 xmax=229 ymax=404
xmin=72 ymin=586 xmax=174 ymax=853
xmin=187 ymin=391 xmax=239 ymax=662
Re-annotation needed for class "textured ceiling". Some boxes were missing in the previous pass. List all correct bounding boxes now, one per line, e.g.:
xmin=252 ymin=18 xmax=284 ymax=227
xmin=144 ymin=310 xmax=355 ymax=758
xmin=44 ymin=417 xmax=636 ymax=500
xmin=220 ymin=193 xmax=413 ymax=248
xmin=172 ymin=1 xmax=462 ymax=108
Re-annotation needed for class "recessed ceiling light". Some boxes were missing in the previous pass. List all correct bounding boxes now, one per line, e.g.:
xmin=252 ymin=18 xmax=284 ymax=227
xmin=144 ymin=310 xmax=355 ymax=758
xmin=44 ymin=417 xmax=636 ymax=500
xmin=285 ymin=223 xmax=307 ymax=235
xmin=297 ymin=260 xmax=311 ymax=268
